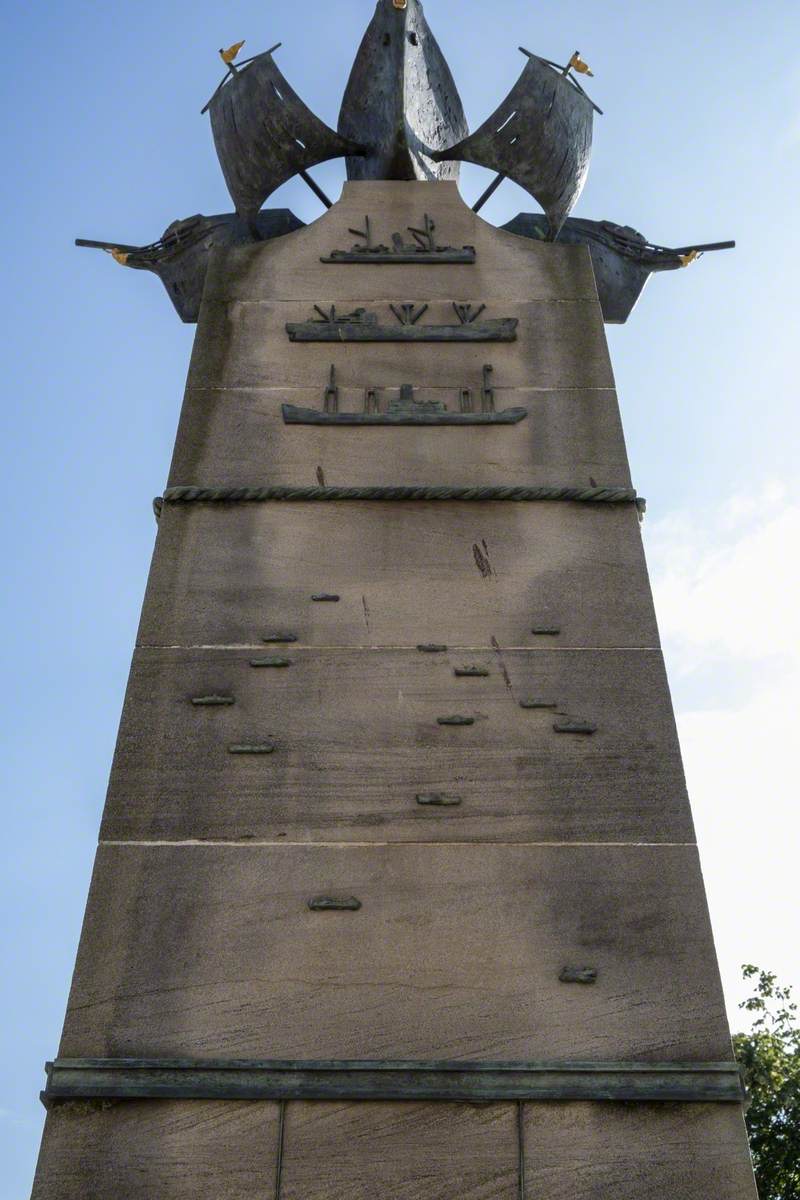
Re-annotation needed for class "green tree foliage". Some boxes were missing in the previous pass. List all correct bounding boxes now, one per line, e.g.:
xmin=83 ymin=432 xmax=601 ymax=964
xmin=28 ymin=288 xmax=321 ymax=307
xmin=733 ymin=965 xmax=800 ymax=1200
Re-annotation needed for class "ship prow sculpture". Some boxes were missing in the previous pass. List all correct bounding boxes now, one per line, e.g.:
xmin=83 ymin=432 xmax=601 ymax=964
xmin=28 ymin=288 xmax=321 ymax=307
xmin=76 ymin=0 xmax=733 ymax=323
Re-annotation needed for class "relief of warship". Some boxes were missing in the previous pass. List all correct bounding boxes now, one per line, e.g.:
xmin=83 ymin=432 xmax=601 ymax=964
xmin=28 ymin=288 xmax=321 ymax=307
xmin=282 ymin=365 xmax=527 ymax=426
xmin=321 ymin=214 xmax=476 ymax=265
xmin=286 ymin=303 xmax=517 ymax=343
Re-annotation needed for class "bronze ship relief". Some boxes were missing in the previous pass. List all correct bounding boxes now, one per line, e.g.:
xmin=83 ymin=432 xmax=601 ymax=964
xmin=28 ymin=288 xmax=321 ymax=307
xmin=281 ymin=365 xmax=528 ymax=426
xmin=321 ymin=213 xmax=476 ymax=264
xmin=286 ymin=303 xmax=518 ymax=343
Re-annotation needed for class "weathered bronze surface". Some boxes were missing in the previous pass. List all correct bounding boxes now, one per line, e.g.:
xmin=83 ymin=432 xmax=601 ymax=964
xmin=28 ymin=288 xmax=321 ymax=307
xmin=338 ymin=0 xmax=468 ymax=182
xmin=77 ymin=210 xmax=304 ymax=321
xmin=503 ymin=213 xmax=735 ymax=323
xmin=228 ymin=743 xmax=277 ymax=755
xmin=281 ymin=368 xmax=528 ymax=425
xmin=321 ymin=214 xmax=476 ymax=263
xmin=553 ymin=721 xmax=598 ymax=736
xmin=207 ymin=49 xmax=364 ymax=226
xmin=191 ymin=695 xmax=235 ymax=707
xmin=433 ymin=51 xmax=596 ymax=239
xmin=308 ymin=897 xmax=363 ymax=912
xmin=41 ymin=1059 xmax=745 ymax=1106
xmin=285 ymin=303 xmax=518 ymax=342
xmin=416 ymin=794 xmax=463 ymax=807
xmin=560 ymin=967 xmax=599 ymax=985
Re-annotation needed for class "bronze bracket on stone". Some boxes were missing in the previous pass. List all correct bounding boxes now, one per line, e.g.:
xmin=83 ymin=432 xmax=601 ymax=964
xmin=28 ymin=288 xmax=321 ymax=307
xmin=308 ymin=896 xmax=363 ymax=912
xmin=416 ymin=794 xmax=463 ymax=807
xmin=40 ymin=1059 xmax=746 ymax=1107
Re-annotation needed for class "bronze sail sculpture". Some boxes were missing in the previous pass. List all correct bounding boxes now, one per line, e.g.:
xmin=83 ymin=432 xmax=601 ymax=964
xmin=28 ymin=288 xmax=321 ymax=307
xmin=338 ymin=0 xmax=468 ymax=181
xmin=432 ymin=49 xmax=597 ymax=239
xmin=206 ymin=48 xmax=364 ymax=228
xmin=75 ymin=8 xmax=732 ymax=323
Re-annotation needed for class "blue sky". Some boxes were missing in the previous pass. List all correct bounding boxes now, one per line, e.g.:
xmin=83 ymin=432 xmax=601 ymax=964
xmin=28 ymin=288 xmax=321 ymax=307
xmin=1 ymin=0 xmax=798 ymax=1193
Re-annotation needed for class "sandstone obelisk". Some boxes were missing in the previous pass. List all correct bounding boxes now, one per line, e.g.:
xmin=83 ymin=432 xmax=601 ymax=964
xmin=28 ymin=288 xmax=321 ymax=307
xmin=33 ymin=5 xmax=752 ymax=1198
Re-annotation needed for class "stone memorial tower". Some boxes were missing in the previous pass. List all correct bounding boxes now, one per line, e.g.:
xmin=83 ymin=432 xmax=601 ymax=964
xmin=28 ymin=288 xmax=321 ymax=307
xmin=33 ymin=3 xmax=754 ymax=1197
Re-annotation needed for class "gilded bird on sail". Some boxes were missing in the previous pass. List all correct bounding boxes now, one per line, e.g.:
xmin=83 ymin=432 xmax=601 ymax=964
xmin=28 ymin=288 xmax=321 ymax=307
xmin=219 ymin=40 xmax=245 ymax=66
xmin=568 ymin=51 xmax=594 ymax=76
xmin=678 ymin=249 xmax=700 ymax=268
xmin=108 ymin=247 xmax=130 ymax=266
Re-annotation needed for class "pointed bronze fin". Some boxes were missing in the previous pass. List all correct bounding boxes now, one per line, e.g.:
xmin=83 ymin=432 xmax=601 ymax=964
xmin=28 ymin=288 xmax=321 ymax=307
xmin=432 ymin=50 xmax=597 ymax=239
xmin=338 ymin=0 xmax=468 ymax=181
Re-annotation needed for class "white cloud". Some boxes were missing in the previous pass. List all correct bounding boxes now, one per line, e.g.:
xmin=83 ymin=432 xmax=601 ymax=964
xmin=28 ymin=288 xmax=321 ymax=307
xmin=644 ymin=484 xmax=800 ymax=1027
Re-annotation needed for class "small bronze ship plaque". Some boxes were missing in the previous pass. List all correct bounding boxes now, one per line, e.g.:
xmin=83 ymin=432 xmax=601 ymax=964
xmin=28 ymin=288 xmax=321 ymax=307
xmin=321 ymin=214 xmax=476 ymax=264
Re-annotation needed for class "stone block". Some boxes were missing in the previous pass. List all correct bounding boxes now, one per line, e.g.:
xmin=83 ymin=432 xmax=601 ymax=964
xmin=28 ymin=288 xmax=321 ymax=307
xmin=280 ymin=1101 xmax=517 ymax=1200
xmin=60 ymin=843 xmax=730 ymax=1061
xmin=31 ymin=1100 xmax=279 ymax=1200
xmin=101 ymin=648 xmax=689 ymax=843
xmin=139 ymin=504 xmax=654 ymax=651
xmin=186 ymin=299 xmax=613 ymax=391
xmin=202 ymin=180 xmax=600 ymax=306
xmin=166 ymin=387 xmax=631 ymax=490
xmin=522 ymin=1102 xmax=757 ymax=1200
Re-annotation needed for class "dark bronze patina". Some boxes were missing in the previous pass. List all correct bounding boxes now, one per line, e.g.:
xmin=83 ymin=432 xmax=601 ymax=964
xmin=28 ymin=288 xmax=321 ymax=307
xmin=282 ymin=365 xmax=527 ymax=426
xmin=503 ymin=213 xmax=735 ymax=323
xmin=41 ymin=1059 xmax=746 ymax=1106
xmin=560 ymin=967 xmax=599 ymax=984
xmin=286 ymin=303 xmax=517 ymax=342
xmin=321 ymin=213 xmax=476 ymax=264
xmin=432 ymin=50 xmax=597 ymax=239
xmin=206 ymin=47 xmax=364 ymax=228
xmin=338 ymin=0 xmax=468 ymax=182
xmin=308 ymin=897 xmax=363 ymax=912
xmin=416 ymin=794 xmax=463 ymax=806
xmin=228 ymin=742 xmax=277 ymax=755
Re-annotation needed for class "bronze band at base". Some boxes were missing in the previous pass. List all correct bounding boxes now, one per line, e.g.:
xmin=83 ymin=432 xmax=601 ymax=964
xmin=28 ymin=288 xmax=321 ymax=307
xmin=42 ymin=1058 xmax=743 ymax=1107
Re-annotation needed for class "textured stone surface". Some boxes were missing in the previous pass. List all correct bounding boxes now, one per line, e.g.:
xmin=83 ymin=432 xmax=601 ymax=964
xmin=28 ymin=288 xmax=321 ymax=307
xmin=140 ymin=504 xmax=654 ymax=650
xmin=101 ymin=648 xmax=689 ymax=843
xmin=202 ymin=180 xmax=600 ymax=305
xmin=187 ymin=299 xmax=613 ymax=391
xmin=522 ymin=1102 xmax=758 ymax=1200
xmin=281 ymin=1101 xmax=517 ymax=1200
xmin=32 ymin=1100 xmax=279 ymax=1200
xmin=32 ymin=178 xmax=754 ymax=1199
xmin=166 ymin=388 xmax=630 ymax=490
xmin=60 ymin=844 xmax=730 ymax=1061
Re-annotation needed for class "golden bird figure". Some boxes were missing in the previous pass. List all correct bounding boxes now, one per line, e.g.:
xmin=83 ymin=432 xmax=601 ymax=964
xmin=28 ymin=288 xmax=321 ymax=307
xmin=678 ymin=249 xmax=700 ymax=268
xmin=109 ymin=248 xmax=130 ymax=266
xmin=219 ymin=40 xmax=245 ymax=65
xmin=568 ymin=51 xmax=594 ymax=77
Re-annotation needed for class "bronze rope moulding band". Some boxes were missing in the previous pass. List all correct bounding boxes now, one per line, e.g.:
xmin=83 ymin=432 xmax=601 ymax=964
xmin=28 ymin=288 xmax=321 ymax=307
xmin=157 ymin=485 xmax=645 ymax=509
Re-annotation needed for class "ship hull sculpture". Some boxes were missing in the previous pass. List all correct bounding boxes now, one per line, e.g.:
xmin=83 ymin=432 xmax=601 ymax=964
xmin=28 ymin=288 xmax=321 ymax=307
xmin=36 ymin=2 xmax=755 ymax=1199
